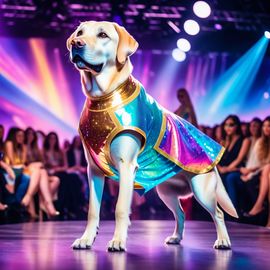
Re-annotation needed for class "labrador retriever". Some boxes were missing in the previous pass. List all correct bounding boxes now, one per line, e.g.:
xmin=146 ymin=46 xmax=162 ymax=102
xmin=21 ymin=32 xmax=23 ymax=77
xmin=67 ymin=21 xmax=238 ymax=252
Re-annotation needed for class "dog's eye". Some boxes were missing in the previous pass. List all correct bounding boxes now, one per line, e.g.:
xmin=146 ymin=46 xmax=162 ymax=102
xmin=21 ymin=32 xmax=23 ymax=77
xmin=97 ymin=32 xmax=108 ymax=39
xmin=76 ymin=30 xmax=83 ymax=37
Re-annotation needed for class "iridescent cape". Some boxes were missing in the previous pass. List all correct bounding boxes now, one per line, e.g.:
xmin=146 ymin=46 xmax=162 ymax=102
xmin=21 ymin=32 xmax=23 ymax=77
xmin=79 ymin=76 xmax=225 ymax=195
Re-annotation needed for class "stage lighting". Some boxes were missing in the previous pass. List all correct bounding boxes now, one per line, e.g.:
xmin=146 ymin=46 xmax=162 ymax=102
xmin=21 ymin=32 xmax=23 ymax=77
xmin=204 ymin=35 xmax=269 ymax=122
xmin=193 ymin=1 xmax=211 ymax=18
xmin=183 ymin=20 xmax=200 ymax=36
xmin=177 ymin=38 xmax=191 ymax=52
xmin=264 ymin=92 xmax=269 ymax=99
xmin=172 ymin=48 xmax=186 ymax=62
xmin=264 ymin=31 xmax=270 ymax=39
xmin=214 ymin=23 xmax=222 ymax=30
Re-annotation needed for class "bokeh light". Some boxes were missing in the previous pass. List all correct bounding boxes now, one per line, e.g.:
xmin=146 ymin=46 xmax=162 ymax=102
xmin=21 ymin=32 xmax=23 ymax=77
xmin=193 ymin=1 xmax=211 ymax=18
xmin=183 ymin=20 xmax=200 ymax=36
xmin=172 ymin=48 xmax=186 ymax=62
xmin=177 ymin=38 xmax=191 ymax=52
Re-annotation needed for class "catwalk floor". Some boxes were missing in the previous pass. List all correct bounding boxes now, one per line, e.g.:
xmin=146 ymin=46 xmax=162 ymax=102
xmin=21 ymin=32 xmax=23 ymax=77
xmin=0 ymin=220 xmax=269 ymax=270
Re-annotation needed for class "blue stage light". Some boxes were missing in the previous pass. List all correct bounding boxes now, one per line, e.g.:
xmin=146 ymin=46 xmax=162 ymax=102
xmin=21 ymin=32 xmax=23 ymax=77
xmin=200 ymin=35 xmax=270 ymax=123
xmin=264 ymin=31 xmax=270 ymax=39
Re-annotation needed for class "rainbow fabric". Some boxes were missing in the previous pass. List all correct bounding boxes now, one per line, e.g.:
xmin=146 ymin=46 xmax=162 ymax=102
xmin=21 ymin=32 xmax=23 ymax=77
xmin=79 ymin=76 xmax=224 ymax=194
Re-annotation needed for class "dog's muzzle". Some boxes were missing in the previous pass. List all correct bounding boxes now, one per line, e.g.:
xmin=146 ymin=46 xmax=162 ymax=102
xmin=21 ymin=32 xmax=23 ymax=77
xmin=71 ymin=52 xmax=103 ymax=73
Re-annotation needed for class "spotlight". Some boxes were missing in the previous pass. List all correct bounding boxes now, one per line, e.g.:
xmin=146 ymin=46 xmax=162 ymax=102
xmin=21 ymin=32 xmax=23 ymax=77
xmin=193 ymin=1 xmax=211 ymax=18
xmin=177 ymin=38 xmax=191 ymax=52
xmin=264 ymin=31 xmax=270 ymax=39
xmin=263 ymin=92 xmax=269 ymax=99
xmin=172 ymin=48 xmax=186 ymax=62
xmin=183 ymin=20 xmax=200 ymax=36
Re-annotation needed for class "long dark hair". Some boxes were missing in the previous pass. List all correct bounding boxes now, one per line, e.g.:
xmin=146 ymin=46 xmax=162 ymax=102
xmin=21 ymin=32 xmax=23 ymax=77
xmin=241 ymin=121 xmax=251 ymax=138
xmin=6 ymin=127 xmax=24 ymax=152
xmin=25 ymin=127 xmax=38 ymax=148
xmin=250 ymin=117 xmax=262 ymax=138
xmin=70 ymin=136 xmax=83 ymax=151
xmin=25 ymin=127 xmax=42 ymax=162
xmin=221 ymin=115 xmax=243 ymax=139
xmin=258 ymin=116 xmax=270 ymax=162
xmin=212 ymin=124 xmax=224 ymax=143
xmin=43 ymin=132 xmax=60 ymax=152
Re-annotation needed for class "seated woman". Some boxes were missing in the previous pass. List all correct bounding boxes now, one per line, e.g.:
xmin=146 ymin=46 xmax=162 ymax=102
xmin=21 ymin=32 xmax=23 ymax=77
xmin=219 ymin=117 xmax=262 ymax=214
xmin=0 ymin=125 xmax=12 ymax=197
xmin=3 ymin=127 xmax=30 ymax=210
xmin=212 ymin=124 xmax=223 ymax=143
xmin=0 ymin=157 xmax=9 ymax=211
xmin=66 ymin=136 xmax=88 ymax=200
xmin=240 ymin=116 xmax=270 ymax=227
xmin=217 ymin=115 xmax=245 ymax=212
xmin=43 ymin=132 xmax=85 ymax=219
xmin=0 ymin=177 xmax=8 ymax=211
xmin=25 ymin=127 xmax=59 ymax=218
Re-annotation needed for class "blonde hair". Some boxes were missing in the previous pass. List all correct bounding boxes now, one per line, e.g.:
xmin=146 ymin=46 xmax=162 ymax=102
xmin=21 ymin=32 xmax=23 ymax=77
xmin=177 ymin=88 xmax=198 ymax=127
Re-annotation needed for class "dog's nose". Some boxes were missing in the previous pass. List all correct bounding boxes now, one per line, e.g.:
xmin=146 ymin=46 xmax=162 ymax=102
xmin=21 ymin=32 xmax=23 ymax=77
xmin=71 ymin=38 xmax=86 ymax=49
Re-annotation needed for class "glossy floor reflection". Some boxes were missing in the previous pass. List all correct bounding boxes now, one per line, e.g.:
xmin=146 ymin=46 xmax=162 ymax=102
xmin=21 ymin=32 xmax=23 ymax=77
xmin=0 ymin=220 xmax=269 ymax=270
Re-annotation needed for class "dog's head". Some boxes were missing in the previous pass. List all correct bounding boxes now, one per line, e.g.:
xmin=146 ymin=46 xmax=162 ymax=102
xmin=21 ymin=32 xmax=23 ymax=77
xmin=67 ymin=21 xmax=138 ymax=96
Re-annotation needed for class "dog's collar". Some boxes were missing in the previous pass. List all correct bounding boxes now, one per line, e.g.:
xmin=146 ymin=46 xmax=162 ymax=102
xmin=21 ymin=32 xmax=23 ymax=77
xmin=86 ymin=76 xmax=140 ymax=111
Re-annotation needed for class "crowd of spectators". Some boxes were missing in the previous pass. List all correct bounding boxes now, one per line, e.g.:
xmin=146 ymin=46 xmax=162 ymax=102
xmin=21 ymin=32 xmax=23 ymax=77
xmin=0 ymin=114 xmax=269 ymax=227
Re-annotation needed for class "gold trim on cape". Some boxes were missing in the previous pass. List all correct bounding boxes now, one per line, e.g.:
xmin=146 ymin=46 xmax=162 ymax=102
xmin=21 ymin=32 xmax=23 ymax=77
xmin=153 ymin=114 xmax=225 ymax=174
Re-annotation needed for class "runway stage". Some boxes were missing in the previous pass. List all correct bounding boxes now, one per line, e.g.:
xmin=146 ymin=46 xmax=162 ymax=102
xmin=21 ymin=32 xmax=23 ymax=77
xmin=0 ymin=220 xmax=269 ymax=270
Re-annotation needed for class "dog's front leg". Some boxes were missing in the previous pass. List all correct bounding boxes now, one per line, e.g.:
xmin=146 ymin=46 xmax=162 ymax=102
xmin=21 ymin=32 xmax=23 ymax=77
xmin=108 ymin=133 xmax=141 ymax=252
xmin=72 ymin=165 xmax=104 ymax=249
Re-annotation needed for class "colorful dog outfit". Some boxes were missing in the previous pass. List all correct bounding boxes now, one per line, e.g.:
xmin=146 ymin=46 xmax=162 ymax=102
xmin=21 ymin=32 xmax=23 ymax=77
xmin=79 ymin=76 xmax=224 ymax=194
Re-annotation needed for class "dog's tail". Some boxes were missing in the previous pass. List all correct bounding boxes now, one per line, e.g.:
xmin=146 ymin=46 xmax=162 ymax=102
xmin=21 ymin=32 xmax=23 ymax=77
xmin=214 ymin=167 xmax=239 ymax=218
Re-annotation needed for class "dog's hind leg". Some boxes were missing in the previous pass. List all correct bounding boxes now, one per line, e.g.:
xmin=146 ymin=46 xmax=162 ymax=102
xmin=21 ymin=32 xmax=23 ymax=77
xmin=190 ymin=170 xmax=231 ymax=249
xmin=156 ymin=179 xmax=188 ymax=245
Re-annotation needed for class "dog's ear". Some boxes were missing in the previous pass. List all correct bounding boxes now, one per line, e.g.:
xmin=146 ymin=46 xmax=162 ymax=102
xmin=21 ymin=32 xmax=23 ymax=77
xmin=113 ymin=23 xmax=138 ymax=65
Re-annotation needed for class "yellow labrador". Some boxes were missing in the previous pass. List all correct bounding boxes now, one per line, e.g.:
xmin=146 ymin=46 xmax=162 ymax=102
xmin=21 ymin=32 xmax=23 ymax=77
xmin=67 ymin=21 xmax=238 ymax=252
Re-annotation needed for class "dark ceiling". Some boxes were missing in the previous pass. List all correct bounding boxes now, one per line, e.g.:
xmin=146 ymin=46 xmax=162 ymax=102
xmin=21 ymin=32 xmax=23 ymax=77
xmin=1 ymin=0 xmax=270 ymax=53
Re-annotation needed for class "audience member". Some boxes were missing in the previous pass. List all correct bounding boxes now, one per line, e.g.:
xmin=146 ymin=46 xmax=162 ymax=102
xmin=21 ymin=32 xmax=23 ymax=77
xmin=213 ymin=124 xmax=223 ymax=143
xmin=218 ymin=115 xmax=245 ymax=212
xmin=43 ymin=132 xmax=85 ymax=219
xmin=174 ymin=88 xmax=198 ymax=127
xmin=3 ymin=128 xmax=30 ymax=212
xmin=25 ymin=127 xmax=59 ymax=218
xmin=240 ymin=116 xmax=270 ymax=226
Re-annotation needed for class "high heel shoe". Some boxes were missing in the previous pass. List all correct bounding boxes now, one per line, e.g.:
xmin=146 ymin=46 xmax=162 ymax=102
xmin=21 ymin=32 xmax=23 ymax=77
xmin=242 ymin=208 xmax=265 ymax=219
xmin=39 ymin=201 xmax=60 ymax=220
xmin=0 ymin=203 xmax=8 ymax=211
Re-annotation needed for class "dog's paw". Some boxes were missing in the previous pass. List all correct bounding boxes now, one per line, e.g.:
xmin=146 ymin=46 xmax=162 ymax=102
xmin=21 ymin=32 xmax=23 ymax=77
xmin=213 ymin=239 xmax=231 ymax=250
xmin=107 ymin=239 xmax=126 ymax=252
xmin=71 ymin=235 xmax=96 ymax=250
xmin=165 ymin=235 xmax=182 ymax=245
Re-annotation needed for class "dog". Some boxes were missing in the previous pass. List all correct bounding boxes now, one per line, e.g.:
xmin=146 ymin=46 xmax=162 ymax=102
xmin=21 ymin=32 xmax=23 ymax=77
xmin=67 ymin=21 xmax=238 ymax=252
